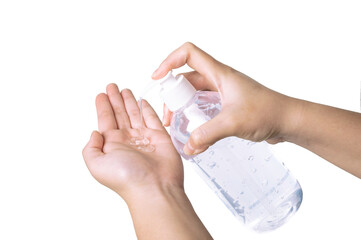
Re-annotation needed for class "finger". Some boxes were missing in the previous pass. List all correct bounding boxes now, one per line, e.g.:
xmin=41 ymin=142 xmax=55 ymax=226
xmin=141 ymin=99 xmax=165 ymax=130
xmin=180 ymin=71 xmax=217 ymax=91
xmin=183 ymin=113 xmax=234 ymax=155
xmin=106 ymin=83 xmax=131 ymax=128
xmin=82 ymin=131 xmax=104 ymax=164
xmin=96 ymin=93 xmax=118 ymax=132
xmin=120 ymin=89 xmax=142 ymax=129
xmin=162 ymin=104 xmax=173 ymax=127
xmin=152 ymin=42 xmax=227 ymax=84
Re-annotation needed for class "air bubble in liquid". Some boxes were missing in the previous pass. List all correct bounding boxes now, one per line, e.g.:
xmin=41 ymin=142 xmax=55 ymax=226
xmin=209 ymin=162 xmax=217 ymax=169
xmin=247 ymin=141 xmax=256 ymax=146
xmin=129 ymin=136 xmax=155 ymax=152
xmin=261 ymin=179 xmax=268 ymax=187
xmin=130 ymin=136 xmax=149 ymax=145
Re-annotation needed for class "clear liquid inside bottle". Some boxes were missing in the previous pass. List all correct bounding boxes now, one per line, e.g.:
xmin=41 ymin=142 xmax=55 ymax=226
xmin=169 ymin=91 xmax=303 ymax=232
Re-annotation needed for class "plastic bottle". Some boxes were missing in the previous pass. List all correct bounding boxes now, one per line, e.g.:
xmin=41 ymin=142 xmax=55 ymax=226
xmin=157 ymin=71 xmax=303 ymax=232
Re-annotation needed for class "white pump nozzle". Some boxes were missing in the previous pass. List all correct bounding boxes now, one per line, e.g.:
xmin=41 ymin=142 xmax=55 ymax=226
xmin=158 ymin=71 xmax=196 ymax=112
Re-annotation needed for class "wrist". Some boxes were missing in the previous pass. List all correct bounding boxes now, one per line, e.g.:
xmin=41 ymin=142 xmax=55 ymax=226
xmin=278 ymin=95 xmax=306 ymax=143
xmin=120 ymin=183 xmax=187 ymax=210
xmin=124 ymin=184 xmax=212 ymax=240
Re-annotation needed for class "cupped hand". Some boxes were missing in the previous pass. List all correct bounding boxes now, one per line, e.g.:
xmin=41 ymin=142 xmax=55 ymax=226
xmin=152 ymin=42 xmax=301 ymax=155
xmin=82 ymin=85 xmax=183 ymax=202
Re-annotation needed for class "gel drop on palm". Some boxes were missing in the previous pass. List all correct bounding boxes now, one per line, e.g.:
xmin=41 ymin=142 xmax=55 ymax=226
xmin=158 ymin=71 xmax=302 ymax=232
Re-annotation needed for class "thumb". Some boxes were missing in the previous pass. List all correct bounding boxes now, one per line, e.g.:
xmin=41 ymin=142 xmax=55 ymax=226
xmin=183 ymin=113 xmax=234 ymax=155
xmin=82 ymin=131 xmax=104 ymax=163
xmin=162 ymin=103 xmax=173 ymax=127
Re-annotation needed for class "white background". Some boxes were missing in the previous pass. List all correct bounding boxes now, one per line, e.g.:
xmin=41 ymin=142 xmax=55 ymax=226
xmin=0 ymin=1 xmax=360 ymax=239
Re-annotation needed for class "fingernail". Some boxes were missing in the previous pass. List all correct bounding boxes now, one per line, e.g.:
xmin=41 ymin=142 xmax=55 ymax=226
xmin=192 ymin=149 xmax=203 ymax=155
xmin=183 ymin=142 xmax=195 ymax=155
xmin=151 ymin=68 xmax=160 ymax=79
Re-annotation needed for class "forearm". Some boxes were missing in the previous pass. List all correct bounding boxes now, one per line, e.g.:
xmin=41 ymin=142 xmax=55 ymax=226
xmin=286 ymin=98 xmax=361 ymax=178
xmin=124 ymin=186 xmax=213 ymax=240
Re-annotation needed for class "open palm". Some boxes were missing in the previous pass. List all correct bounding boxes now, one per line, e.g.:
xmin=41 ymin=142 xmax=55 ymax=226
xmin=83 ymin=84 xmax=183 ymax=200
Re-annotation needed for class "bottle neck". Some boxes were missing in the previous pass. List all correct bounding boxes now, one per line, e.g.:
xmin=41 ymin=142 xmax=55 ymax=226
xmin=160 ymin=75 xmax=197 ymax=112
xmin=182 ymin=94 xmax=210 ymax=133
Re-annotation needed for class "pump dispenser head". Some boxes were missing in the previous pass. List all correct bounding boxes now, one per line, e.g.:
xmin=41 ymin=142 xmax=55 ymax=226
xmin=158 ymin=71 xmax=196 ymax=112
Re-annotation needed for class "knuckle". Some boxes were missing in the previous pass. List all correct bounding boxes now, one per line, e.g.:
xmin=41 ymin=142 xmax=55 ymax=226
xmin=129 ymin=109 xmax=140 ymax=117
xmin=99 ymin=111 xmax=114 ymax=119
xmin=112 ymin=106 xmax=121 ymax=114
xmin=82 ymin=147 xmax=87 ymax=158
xmin=182 ymin=42 xmax=197 ymax=54
xmin=112 ymin=104 xmax=125 ymax=116
xmin=182 ymin=41 xmax=195 ymax=49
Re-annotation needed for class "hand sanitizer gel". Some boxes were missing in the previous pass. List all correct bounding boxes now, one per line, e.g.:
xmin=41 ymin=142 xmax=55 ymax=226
xmin=158 ymin=71 xmax=303 ymax=232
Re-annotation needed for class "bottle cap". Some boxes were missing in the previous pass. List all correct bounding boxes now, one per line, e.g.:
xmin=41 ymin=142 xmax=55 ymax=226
xmin=158 ymin=71 xmax=196 ymax=111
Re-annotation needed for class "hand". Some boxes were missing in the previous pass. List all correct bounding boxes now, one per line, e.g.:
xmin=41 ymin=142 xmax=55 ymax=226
xmin=82 ymin=84 xmax=213 ymax=239
xmin=152 ymin=42 xmax=301 ymax=155
xmin=82 ymin=85 xmax=183 ymax=202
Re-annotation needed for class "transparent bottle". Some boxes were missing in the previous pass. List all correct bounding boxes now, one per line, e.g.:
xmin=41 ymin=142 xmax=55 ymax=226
xmin=158 ymin=71 xmax=303 ymax=232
